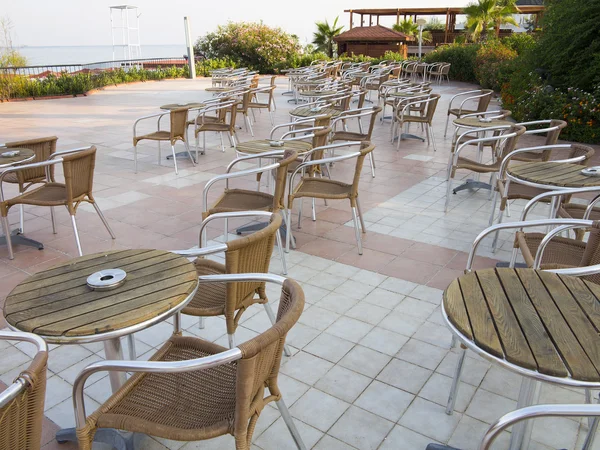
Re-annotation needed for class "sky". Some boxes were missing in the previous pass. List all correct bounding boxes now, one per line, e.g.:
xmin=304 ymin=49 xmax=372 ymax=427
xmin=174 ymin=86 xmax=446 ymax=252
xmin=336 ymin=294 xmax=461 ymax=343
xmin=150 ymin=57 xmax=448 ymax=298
xmin=4 ymin=0 xmax=471 ymax=48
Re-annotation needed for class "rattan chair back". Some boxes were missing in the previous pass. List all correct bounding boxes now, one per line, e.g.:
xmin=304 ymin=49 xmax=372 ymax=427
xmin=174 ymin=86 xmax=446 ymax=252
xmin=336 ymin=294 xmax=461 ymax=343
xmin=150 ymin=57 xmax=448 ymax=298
xmin=273 ymin=150 xmax=300 ymax=211
xmin=170 ymin=108 xmax=189 ymax=144
xmin=224 ymin=214 xmax=282 ymax=332
xmin=5 ymin=136 xmax=58 ymax=187
xmin=425 ymin=94 xmax=441 ymax=123
xmin=62 ymin=148 xmax=97 ymax=213
xmin=0 ymin=333 xmax=48 ymax=450
xmin=476 ymin=90 xmax=493 ymax=112
xmin=350 ymin=143 xmax=375 ymax=204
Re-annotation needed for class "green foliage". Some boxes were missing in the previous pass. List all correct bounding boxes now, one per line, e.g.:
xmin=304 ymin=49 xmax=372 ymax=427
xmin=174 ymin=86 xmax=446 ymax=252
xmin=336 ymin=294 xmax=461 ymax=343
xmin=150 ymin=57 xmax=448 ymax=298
xmin=195 ymin=58 xmax=237 ymax=77
xmin=501 ymin=32 xmax=536 ymax=55
xmin=536 ymin=0 xmax=600 ymax=91
xmin=312 ymin=17 xmax=344 ymax=58
xmin=464 ymin=0 xmax=518 ymax=41
xmin=392 ymin=19 xmax=432 ymax=44
xmin=0 ymin=66 xmax=188 ymax=100
xmin=194 ymin=22 xmax=301 ymax=74
xmin=425 ymin=17 xmax=445 ymax=31
xmin=424 ymin=43 xmax=480 ymax=82
xmin=474 ymin=40 xmax=517 ymax=90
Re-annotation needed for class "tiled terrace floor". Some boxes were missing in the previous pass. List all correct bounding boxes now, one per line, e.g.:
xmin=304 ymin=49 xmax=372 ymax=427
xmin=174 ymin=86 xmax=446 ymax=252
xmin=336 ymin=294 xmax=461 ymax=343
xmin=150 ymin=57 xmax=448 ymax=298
xmin=1 ymin=77 xmax=599 ymax=450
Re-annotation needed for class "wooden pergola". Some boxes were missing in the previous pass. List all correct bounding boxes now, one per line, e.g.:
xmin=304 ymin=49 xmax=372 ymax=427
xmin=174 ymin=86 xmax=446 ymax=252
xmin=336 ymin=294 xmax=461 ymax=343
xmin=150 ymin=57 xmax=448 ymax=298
xmin=344 ymin=5 xmax=545 ymax=44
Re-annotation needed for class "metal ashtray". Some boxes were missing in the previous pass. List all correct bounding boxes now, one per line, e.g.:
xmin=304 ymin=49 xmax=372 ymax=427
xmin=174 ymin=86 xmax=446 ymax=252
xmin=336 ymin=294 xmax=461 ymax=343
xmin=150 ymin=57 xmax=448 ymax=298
xmin=310 ymin=107 xmax=323 ymax=112
xmin=269 ymin=140 xmax=285 ymax=147
xmin=478 ymin=118 xmax=493 ymax=123
xmin=1 ymin=150 xmax=20 ymax=158
xmin=87 ymin=269 xmax=127 ymax=291
xmin=582 ymin=167 xmax=600 ymax=177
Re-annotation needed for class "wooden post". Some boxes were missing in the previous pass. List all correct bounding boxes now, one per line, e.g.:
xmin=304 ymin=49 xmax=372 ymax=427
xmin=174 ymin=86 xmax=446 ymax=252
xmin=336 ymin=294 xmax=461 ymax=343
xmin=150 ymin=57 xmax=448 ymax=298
xmin=444 ymin=10 xmax=449 ymax=43
xmin=350 ymin=10 xmax=353 ymax=29
xmin=360 ymin=14 xmax=364 ymax=26
xmin=377 ymin=15 xmax=380 ymax=25
xmin=396 ymin=9 xmax=400 ymax=25
xmin=369 ymin=15 xmax=373 ymax=26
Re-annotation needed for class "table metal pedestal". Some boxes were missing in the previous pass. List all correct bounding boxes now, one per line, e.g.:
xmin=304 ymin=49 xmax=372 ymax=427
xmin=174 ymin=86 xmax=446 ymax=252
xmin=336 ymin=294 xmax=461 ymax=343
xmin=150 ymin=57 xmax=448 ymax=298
xmin=0 ymin=229 xmax=44 ymax=250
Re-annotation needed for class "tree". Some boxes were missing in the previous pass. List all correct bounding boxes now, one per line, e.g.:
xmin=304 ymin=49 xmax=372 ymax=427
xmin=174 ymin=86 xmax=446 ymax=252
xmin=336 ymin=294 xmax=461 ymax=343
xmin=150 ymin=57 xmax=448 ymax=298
xmin=463 ymin=0 xmax=518 ymax=41
xmin=392 ymin=19 xmax=432 ymax=44
xmin=0 ymin=16 xmax=26 ymax=68
xmin=312 ymin=17 xmax=344 ymax=58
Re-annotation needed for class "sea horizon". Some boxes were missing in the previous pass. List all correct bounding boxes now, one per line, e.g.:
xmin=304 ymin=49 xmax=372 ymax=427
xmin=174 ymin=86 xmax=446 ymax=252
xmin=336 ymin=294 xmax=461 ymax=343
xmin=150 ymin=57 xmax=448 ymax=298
xmin=12 ymin=44 xmax=188 ymax=66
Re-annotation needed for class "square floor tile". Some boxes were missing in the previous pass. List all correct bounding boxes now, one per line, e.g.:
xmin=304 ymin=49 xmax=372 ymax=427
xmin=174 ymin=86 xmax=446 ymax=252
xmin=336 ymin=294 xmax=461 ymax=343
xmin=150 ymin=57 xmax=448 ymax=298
xmin=327 ymin=317 xmax=374 ymax=343
xmin=339 ymin=345 xmax=391 ymax=378
xmin=255 ymin=416 xmax=323 ymax=450
xmin=359 ymin=327 xmax=409 ymax=356
xmin=376 ymin=359 xmax=432 ymax=394
xmin=419 ymin=373 xmax=476 ymax=413
xmin=304 ymin=333 xmax=355 ymax=363
xmin=355 ymin=380 xmax=414 ymax=422
xmin=378 ymin=425 xmax=440 ymax=450
xmin=399 ymin=397 xmax=462 ymax=442
xmin=280 ymin=351 xmax=334 ymax=385
xmin=315 ymin=365 xmax=372 ymax=403
xmin=362 ymin=288 xmax=405 ymax=309
xmin=396 ymin=338 xmax=448 ymax=370
xmin=345 ymin=302 xmax=390 ymax=326
xmin=289 ymin=388 xmax=350 ymax=432
xmin=329 ymin=405 xmax=394 ymax=450
xmin=465 ymin=389 xmax=517 ymax=425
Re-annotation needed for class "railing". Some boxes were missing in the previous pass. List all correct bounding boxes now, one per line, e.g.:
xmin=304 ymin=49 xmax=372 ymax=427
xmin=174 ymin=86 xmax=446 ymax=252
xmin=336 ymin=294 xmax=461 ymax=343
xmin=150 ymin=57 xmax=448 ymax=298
xmin=0 ymin=56 xmax=193 ymax=78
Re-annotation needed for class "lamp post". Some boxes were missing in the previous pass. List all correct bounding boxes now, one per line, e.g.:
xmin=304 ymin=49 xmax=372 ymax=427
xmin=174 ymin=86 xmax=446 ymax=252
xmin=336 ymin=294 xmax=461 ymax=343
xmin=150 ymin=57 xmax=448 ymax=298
xmin=416 ymin=18 xmax=427 ymax=60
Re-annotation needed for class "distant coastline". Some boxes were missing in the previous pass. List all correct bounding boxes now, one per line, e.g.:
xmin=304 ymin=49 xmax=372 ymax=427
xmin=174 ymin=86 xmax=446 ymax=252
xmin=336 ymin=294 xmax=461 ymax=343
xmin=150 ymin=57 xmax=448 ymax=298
xmin=13 ymin=45 xmax=187 ymax=66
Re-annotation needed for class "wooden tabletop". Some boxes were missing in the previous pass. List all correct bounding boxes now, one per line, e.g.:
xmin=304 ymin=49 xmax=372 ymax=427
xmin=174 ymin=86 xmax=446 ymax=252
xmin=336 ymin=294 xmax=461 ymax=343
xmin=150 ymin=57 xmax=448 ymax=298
xmin=508 ymin=162 xmax=600 ymax=188
xmin=0 ymin=148 xmax=35 ymax=169
xmin=236 ymin=139 xmax=312 ymax=155
xmin=160 ymin=102 xmax=205 ymax=110
xmin=205 ymin=86 xmax=239 ymax=93
xmin=3 ymin=249 xmax=198 ymax=340
xmin=298 ymin=90 xmax=338 ymax=98
xmin=444 ymin=268 xmax=600 ymax=382
xmin=290 ymin=106 xmax=341 ymax=118
xmin=453 ymin=117 xmax=513 ymax=129
xmin=388 ymin=91 xmax=424 ymax=98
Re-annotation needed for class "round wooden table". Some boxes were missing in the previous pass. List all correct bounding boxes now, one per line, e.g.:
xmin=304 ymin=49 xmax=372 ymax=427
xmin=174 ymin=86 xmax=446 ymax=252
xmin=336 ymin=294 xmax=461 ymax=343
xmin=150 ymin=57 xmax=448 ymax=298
xmin=0 ymin=147 xmax=35 ymax=169
xmin=236 ymin=139 xmax=312 ymax=156
xmin=3 ymin=249 xmax=198 ymax=390
xmin=160 ymin=102 xmax=204 ymax=111
xmin=508 ymin=161 xmax=600 ymax=189
xmin=453 ymin=117 xmax=514 ymax=129
xmin=444 ymin=267 xmax=600 ymax=450
xmin=289 ymin=105 xmax=340 ymax=120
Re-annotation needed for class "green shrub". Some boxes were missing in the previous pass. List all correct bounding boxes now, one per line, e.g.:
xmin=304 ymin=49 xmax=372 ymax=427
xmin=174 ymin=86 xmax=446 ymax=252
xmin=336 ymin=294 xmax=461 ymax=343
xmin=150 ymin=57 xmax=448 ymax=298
xmin=501 ymin=33 xmax=536 ymax=55
xmin=194 ymin=22 xmax=301 ymax=74
xmin=474 ymin=40 xmax=517 ymax=91
xmin=424 ymin=43 xmax=480 ymax=82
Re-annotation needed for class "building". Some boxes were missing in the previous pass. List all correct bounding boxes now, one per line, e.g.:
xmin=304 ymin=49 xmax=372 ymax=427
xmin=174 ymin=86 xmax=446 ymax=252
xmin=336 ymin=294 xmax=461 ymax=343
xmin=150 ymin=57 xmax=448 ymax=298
xmin=333 ymin=25 xmax=413 ymax=58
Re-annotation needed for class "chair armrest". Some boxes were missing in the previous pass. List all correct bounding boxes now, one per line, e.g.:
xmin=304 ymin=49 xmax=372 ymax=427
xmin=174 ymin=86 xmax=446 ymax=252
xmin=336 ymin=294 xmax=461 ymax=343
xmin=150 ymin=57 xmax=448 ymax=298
xmin=133 ymin=111 xmax=169 ymax=136
xmin=532 ymin=223 xmax=593 ymax=268
xmin=73 ymin=347 xmax=243 ymax=428
xmin=465 ymin=219 xmax=593 ymax=271
xmin=170 ymin=243 xmax=229 ymax=258
xmin=289 ymin=150 xmax=362 ymax=193
xmin=195 ymin=210 xmax=275 ymax=246
xmin=452 ymin=128 xmax=516 ymax=164
xmin=0 ymin=159 xmax=62 ymax=202
xmin=519 ymin=187 xmax=600 ymax=222
xmin=226 ymin=150 xmax=285 ymax=173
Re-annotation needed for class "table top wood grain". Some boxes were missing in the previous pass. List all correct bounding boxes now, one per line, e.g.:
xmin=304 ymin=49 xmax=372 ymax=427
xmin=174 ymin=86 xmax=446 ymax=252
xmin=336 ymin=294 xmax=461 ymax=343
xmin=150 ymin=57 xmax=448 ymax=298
xmin=453 ymin=117 xmax=513 ymax=129
xmin=235 ymin=139 xmax=312 ymax=155
xmin=444 ymin=268 xmax=600 ymax=382
xmin=160 ymin=102 xmax=205 ymax=111
xmin=289 ymin=106 xmax=341 ymax=118
xmin=3 ymin=249 xmax=198 ymax=340
xmin=508 ymin=162 xmax=600 ymax=188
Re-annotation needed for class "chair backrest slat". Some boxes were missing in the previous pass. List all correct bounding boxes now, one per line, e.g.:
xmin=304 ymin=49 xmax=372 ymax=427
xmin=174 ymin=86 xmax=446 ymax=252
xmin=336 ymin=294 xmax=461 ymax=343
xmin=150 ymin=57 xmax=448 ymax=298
xmin=61 ymin=148 xmax=96 ymax=211
xmin=6 ymin=136 xmax=58 ymax=185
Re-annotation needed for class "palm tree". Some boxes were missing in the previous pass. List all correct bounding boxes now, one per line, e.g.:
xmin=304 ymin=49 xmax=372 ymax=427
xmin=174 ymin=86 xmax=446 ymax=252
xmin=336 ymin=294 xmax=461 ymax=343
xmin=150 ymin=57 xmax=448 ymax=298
xmin=392 ymin=19 xmax=433 ymax=44
xmin=312 ymin=17 xmax=344 ymax=58
xmin=464 ymin=0 xmax=519 ymax=41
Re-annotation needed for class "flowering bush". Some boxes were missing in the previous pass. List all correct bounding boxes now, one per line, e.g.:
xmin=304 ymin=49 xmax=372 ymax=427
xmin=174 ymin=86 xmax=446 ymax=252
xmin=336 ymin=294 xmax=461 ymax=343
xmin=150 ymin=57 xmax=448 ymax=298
xmin=474 ymin=41 xmax=517 ymax=91
xmin=424 ymin=43 xmax=480 ymax=82
xmin=195 ymin=22 xmax=302 ymax=74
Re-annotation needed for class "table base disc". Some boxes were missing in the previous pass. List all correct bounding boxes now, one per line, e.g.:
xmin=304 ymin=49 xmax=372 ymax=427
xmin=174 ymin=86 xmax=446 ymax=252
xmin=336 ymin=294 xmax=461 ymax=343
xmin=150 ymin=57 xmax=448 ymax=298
xmin=166 ymin=152 xmax=197 ymax=162
xmin=453 ymin=180 xmax=491 ymax=194
xmin=0 ymin=230 xmax=43 ymax=250
xmin=393 ymin=133 xmax=426 ymax=143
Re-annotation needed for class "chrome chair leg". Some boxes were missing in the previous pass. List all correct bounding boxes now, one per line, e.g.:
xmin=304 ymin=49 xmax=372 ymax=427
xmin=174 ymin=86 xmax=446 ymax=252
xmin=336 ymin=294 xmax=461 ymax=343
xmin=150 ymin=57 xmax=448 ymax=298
xmin=276 ymin=230 xmax=288 ymax=275
xmin=228 ymin=333 xmax=236 ymax=348
xmin=127 ymin=334 xmax=136 ymax=360
xmin=50 ymin=206 xmax=57 ymax=234
xmin=158 ymin=141 xmax=161 ymax=165
xmin=219 ymin=132 xmax=225 ymax=153
xmin=199 ymin=317 xmax=205 ymax=329
xmin=184 ymin=141 xmax=195 ymax=165
xmin=1 ymin=215 xmax=14 ymax=260
xmin=224 ymin=218 xmax=229 ymax=243
xmin=446 ymin=344 xmax=467 ymax=415
xmin=18 ymin=203 xmax=24 ymax=233
xmin=368 ymin=152 xmax=375 ymax=178
xmin=356 ymin=197 xmax=366 ymax=233
xmin=285 ymin=209 xmax=293 ymax=253
xmin=297 ymin=199 xmax=303 ymax=229
xmin=70 ymin=215 xmax=83 ymax=256
xmin=134 ymin=144 xmax=138 ymax=173
xmin=276 ymin=398 xmax=307 ymax=450
xmin=311 ymin=198 xmax=316 ymax=222
xmin=444 ymin=114 xmax=450 ymax=138
xmin=170 ymin=145 xmax=179 ymax=175
xmin=352 ymin=206 xmax=363 ymax=255
xmin=92 ymin=202 xmax=116 ymax=239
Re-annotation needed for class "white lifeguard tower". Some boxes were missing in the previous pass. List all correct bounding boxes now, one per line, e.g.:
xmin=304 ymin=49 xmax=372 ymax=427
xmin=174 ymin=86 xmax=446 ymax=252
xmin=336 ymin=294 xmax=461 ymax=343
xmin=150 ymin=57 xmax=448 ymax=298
xmin=110 ymin=5 xmax=142 ymax=61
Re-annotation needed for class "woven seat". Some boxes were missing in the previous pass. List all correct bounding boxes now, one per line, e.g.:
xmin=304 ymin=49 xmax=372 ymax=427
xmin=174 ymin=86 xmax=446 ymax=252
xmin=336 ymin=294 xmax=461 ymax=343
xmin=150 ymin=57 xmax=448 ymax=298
xmin=455 ymin=156 xmax=500 ymax=173
xmin=207 ymin=189 xmax=274 ymax=216
xmin=448 ymin=108 xmax=477 ymax=116
xmin=0 ymin=147 xmax=115 ymax=259
xmin=293 ymin=178 xmax=352 ymax=199
xmin=75 ymin=278 xmax=307 ymax=450
xmin=132 ymin=130 xmax=171 ymax=144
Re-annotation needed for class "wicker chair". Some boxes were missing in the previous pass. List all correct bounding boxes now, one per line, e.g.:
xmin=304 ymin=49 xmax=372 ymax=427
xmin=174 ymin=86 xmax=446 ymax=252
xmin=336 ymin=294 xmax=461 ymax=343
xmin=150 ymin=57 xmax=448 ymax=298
xmin=2 ymin=136 xmax=58 ymax=234
xmin=445 ymin=125 xmax=526 ymax=212
xmin=444 ymin=89 xmax=493 ymax=137
xmin=190 ymin=100 xmax=238 ymax=157
xmin=330 ymin=106 xmax=382 ymax=178
xmin=247 ymin=85 xmax=276 ymax=126
xmin=392 ymin=93 xmax=441 ymax=152
xmin=0 ymin=331 xmax=48 ymax=450
xmin=0 ymin=147 xmax=115 ymax=259
xmin=286 ymin=142 xmax=375 ymax=254
xmin=133 ymin=107 xmax=195 ymax=175
xmin=74 ymin=275 xmax=307 ymax=450
xmin=202 ymin=150 xmax=298 ymax=272
xmin=172 ymin=212 xmax=290 ymax=352
xmin=491 ymin=143 xmax=595 ymax=234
